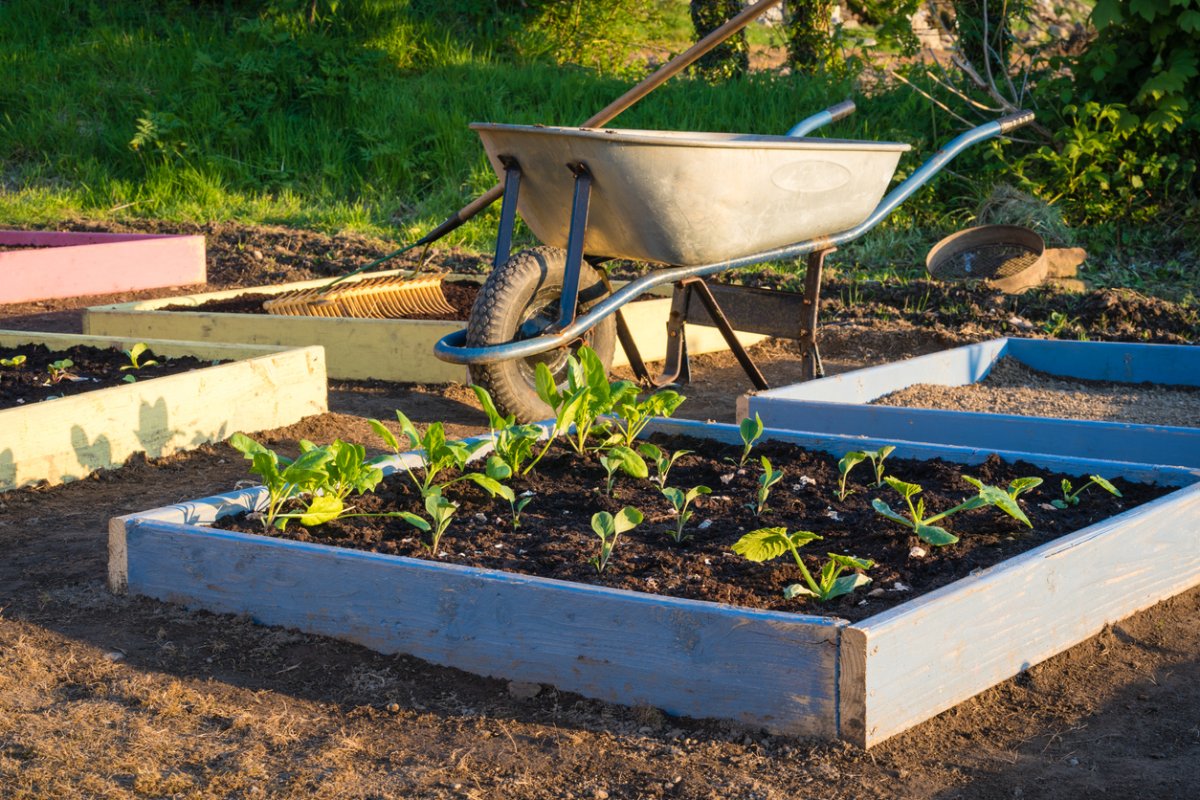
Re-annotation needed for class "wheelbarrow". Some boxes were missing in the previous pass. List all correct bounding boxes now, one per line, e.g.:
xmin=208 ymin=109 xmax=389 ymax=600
xmin=433 ymin=107 xmax=1035 ymax=421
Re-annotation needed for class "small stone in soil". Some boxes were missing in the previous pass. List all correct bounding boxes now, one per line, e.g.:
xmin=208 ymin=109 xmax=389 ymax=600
xmin=909 ymin=546 xmax=927 ymax=558
xmin=892 ymin=581 xmax=911 ymax=592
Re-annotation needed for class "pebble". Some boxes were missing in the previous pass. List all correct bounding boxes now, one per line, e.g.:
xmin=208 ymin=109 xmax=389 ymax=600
xmin=909 ymin=546 xmax=927 ymax=559
xmin=698 ymin=519 xmax=712 ymax=530
xmin=719 ymin=473 xmax=735 ymax=484
xmin=1040 ymin=502 xmax=1057 ymax=511
xmin=520 ymin=490 xmax=535 ymax=497
xmin=867 ymin=588 xmax=885 ymax=597
xmin=794 ymin=476 xmax=816 ymax=488
xmin=473 ymin=512 xmax=487 ymax=522
xmin=891 ymin=581 xmax=911 ymax=592
xmin=251 ymin=249 xmax=264 ymax=260
xmin=592 ymin=790 xmax=609 ymax=800
xmin=103 ymin=651 xmax=125 ymax=662
xmin=387 ymin=702 xmax=400 ymax=713
xmin=825 ymin=509 xmax=842 ymax=521
xmin=507 ymin=680 xmax=541 ymax=700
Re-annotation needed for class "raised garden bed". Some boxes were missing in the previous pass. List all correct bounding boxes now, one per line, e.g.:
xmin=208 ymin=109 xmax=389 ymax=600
xmin=109 ymin=417 xmax=1200 ymax=747
xmin=82 ymin=270 xmax=766 ymax=382
xmin=1 ymin=331 xmax=325 ymax=491
xmin=0 ymin=230 xmax=205 ymax=304
xmin=744 ymin=337 xmax=1200 ymax=469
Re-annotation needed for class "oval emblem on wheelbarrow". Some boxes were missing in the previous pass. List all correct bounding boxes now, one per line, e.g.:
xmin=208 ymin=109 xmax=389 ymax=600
xmin=770 ymin=160 xmax=852 ymax=193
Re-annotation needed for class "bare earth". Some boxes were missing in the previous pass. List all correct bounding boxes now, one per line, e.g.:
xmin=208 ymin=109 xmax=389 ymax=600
xmin=1 ymin=220 xmax=1197 ymax=799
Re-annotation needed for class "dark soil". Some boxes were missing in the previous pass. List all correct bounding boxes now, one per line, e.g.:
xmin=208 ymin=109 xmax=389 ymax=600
xmin=216 ymin=434 xmax=1168 ymax=624
xmin=160 ymin=280 xmax=480 ymax=320
xmin=0 ymin=343 xmax=218 ymax=408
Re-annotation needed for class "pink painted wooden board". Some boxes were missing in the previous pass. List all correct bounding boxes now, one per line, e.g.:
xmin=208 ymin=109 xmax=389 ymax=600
xmin=0 ymin=230 xmax=206 ymax=304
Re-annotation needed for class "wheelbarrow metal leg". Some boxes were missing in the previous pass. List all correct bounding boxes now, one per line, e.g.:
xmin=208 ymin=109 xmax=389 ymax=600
xmin=680 ymin=278 xmax=769 ymax=391
xmin=556 ymin=163 xmax=593 ymax=331
xmin=799 ymin=247 xmax=833 ymax=380
xmin=492 ymin=157 xmax=523 ymax=269
xmin=655 ymin=284 xmax=691 ymax=387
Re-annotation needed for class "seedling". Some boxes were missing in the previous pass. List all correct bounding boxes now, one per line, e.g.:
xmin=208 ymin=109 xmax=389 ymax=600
xmin=535 ymin=347 xmax=638 ymax=455
xmin=229 ymin=433 xmax=332 ymax=530
xmin=1053 ymin=474 xmax=1122 ymax=509
xmin=736 ymin=413 xmax=764 ymax=467
xmin=1006 ymin=476 xmax=1043 ymax=500
xmin=472 ymin=384 xmax=544 ymax=475
xmin=46 ymin=358 xmax=77 ymax=383
xmin=369 ymin=411 xmax=508 ymax=501
xmin=872 ymin=474 xmax=1032 ymax=546
xmin=836 ymin=451 xmax=866 ymax=501
xmin=661 ymin=485 xmax=710 ymax=543
xmin=589 ymin=506 xmax=643 ymax=574
xmin=420 ymin=491 xmax=459 ymax=556
xmin=747 ymin=455 xmax=783 ymax=517
xmin=732 ymin=527 xmax=874 ymax=602
xmin=119 ymin=342 xmax=159 ymax=371
xmin=611 ymin=389 xmax=685 ymax=447
xmin=637 ymin=442 xmax=691 ymax=489
xmin=0 ymin=354 xmax=26 ymax=368
xmin=598 ymin=445 xmax=647 ymax=496
xmin=863 ymin=445 xmax=895 ymax=487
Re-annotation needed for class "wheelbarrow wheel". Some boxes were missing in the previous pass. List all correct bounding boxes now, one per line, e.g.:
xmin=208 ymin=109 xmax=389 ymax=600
xmin=466 ymin=246 xmax=615 ymax=423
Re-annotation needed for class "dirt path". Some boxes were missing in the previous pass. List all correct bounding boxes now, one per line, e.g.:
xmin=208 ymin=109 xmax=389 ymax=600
xmin=1 ymin=220 xmax=1197 ymax=798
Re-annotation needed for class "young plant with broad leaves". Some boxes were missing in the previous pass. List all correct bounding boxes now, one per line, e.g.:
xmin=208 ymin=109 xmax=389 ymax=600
xmin=735 ymin=413 xmax=764 ymax=467
xmin=872 ymin=474 xmax=1032 ymax=546
xmin=836 ymin=451 xmax=866 ymax=501
xmin=610 ymin=388 xmax=685 ymax=447
xmin=229 ymin=433 xmax=334 ymax=530
xmin=589 ymin=506 xmax=643 ymax=573
xmin=120 ymin=342 xmax=159 ymax=372
xmin=1053 ymin=474 xmax=1122 ymax=509
xmin=732 ymin=528 xmax=874 ymax=602
xmin=1006 ymin=476 xmax=1043 ymax=500
xmin=472 ymin=384 xmax=545 ymax=476
xmin=637 ymin=442 xmax=691 ymax=490
xmin=46 ymin=358 xmax=76 ymax=383
xmin=369 ymin=411 xmax=511 ymax=503
xmin=287 ymin=438 xmax=385 ymax=526
xmin=419 ymin=491 xmax=458 ymax=556
xmin=535 ymin=347 xmax=637 ymax=456
xmin=747 ymin=455 xmax=783 ymax=517
xmin=598 ymin=445 xmax=648 ymax=497
xmin=0 ymin=354 xmax=26 ymax=368
xmin=862 ymin=445 xmax=895 ymax=487
xmin=661 ymin=485 xmax=711 ymax=543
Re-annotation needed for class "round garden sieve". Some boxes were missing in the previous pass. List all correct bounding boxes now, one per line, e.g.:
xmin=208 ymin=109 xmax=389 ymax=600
xmin=925 ymin=225 xmax=1048 ymax=294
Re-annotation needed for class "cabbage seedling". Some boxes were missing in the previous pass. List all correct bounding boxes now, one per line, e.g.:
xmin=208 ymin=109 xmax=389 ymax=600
xmin=1052 ymin=474 xmax=1121 ymax=509
xmin=611 ymin=389 xmax=685 ymax=447
xmin=747 ymin=455 xmax=783 ymax=517
xmin=420 ymin=491 xmax=459 ymax=556
xmin=472 ymin=384 xmax=544 ymax=475
xmin=229 ymin=432 xmax=332 ymax=530
xmin=0 ymin=354 xmax=26 ymax=368
xmin=1007 ymin=476 xmax=1043 ymax=499
xmin=736 ymin=413 xmax=764 ymax=466
xmin=369 ymin=412 xmax=508 ymax=502
xmin=836 ymin=451 xmax=866 ymax=501
xmin=637 ymin=442 xmax=691 ymax=489
xmin=535 ymin=347 xmax=638 ymax=455
xmin=598 ymin=445 xmax=647 ymax=496
xmin=661 ymin=485 xmax=710 ymax=543
xmin=46 ymin=359 xmax=76 ymax=383
xmin=863 ymin=445 xmax=895 ymax=487
xmin=589 ymin=507 xmax=643 ymax=573
xmin=732 ymin=527 xmax=874 ymax=602
xmin=119 ymin=342 xmax=159 ymax=371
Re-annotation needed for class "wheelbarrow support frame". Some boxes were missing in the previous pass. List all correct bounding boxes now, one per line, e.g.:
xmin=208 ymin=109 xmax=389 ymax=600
xmin=437 ymin=112 xmax=1035 ymax=380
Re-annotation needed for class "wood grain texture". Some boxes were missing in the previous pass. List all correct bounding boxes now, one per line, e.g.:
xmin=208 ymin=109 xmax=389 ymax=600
xmin=82 ymin=272 xmax=764 ymax=381
xmin=0 ymin=231 xmax=205 ymax=303
xmin=0 ymin=334 xmax=326 ymax=491
xmin=852 ymin=482 xmax=1200 ymax=747
xmin=746 ymin=338 xmax=1200 ymax=468
xmin=119 ymin=514 xmax=845 ymax=736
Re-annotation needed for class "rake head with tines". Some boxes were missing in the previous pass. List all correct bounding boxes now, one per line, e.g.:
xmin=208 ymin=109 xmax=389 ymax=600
xmin=262 ymin=274 xmax=458 ymax=319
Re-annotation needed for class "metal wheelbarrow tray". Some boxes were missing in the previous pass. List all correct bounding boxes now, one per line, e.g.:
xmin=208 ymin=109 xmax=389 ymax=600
xmin=438 ymin=111 xmax=1036 ymax=422
xmin=472 ymin=123 xmax=910 ymax=267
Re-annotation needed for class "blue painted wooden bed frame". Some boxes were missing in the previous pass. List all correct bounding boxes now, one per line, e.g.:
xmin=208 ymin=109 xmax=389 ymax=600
xmin=746 ymin=338 xmax=1200 ymax=468
xmin=109 ymin=418 xmax=1200 ymax=747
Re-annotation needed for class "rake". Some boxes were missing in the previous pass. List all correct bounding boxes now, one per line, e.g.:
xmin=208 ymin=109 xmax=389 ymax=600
xmin=262 ymin=274 xmax=457 ymax=319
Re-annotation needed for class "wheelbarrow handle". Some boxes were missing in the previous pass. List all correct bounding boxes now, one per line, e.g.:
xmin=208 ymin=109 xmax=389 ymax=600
xmin=998 ymin=110 xmax=1036 ymax=134
xmin=786 ymin=100 xmax=856 ymax=137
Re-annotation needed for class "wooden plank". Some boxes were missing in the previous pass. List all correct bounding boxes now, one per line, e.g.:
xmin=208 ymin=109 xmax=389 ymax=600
xmin=748 ymin=338 xmax=1009 ymax=404
xmin=115 ymin=511 xmax=844 ymax=737
xmin=851 ymin=482 xmax=1200 ymax=747
xmin=1007 ymin=338 xmax=1200 ymax=386
xmin=746 ymin=338 xmax=1200 ymax=468
xmin=0 ymin=231 xmax=205 ymax=303
xmin=646 ymin=418 xmax=1200 ymax=488
xmin=83 ymin=272 xmax=765 ymax=382
xmin=0 ymin=334 xmax=326 ymax=491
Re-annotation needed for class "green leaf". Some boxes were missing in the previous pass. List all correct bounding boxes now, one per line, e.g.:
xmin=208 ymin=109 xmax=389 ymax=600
xmin=1008 ymin=477 xmax=1043 ymax=498
xmin=613 ymin=506 xmax=643 ymax=533
xmin=977 ymin=484 xmax=1032 ymax=527
xmin=485 ymin=454 xmax=512 ymax=481
xmin=783 ymin=583 xmax=816 ymax=600
xmin=300 ymin=494 xmax=344 ymax=526
xmin=838 ymin=451 xmax=867 ymax=475
xmin=686 ymin=485 xmax=712 ymax=504
xmin=661 ymin=486 xmax=684 ymax=510
xmin=368 ymin=419 xmax=401 ymax=453
xmin=1089 ymin=475 xmax=1123 ymax=497
xmin=229 ymin=432 xmax=268 ymax=458
xmin=534 ymin=362 xmax=560 ymax=409
xmin=591 ymin=511 xmax=615 ymax=539
xmin=827 ymin=553 xmax=875 ymax=571
xmin=825 ymin=573 xmax=872 ymax=601
xmin=1051 ymin=498 xmax=1069 ymax=509
xmin=739 ymin=413 xmax=763 ymax=447
xmin=394 ymin=410 xmax=422 ymax=449
xmin=915 ymin=523 xmax=959 ymax=546
xmin=461 ymin=473 xmax=515 ymax=502
xmin=637 ymin=442 xmax=662 ymax=462
xmin=611 ymin=445 xmax=648 ymax=478
xmin=732 ymin=527 xmax=793 ymax=562
xmin=884 ymin=475 xmax=922 ymax=499
xmin=871 ymin=498 xmax=912 ymax=528
xmin=472 ymin=384 xmax=508 ymax=429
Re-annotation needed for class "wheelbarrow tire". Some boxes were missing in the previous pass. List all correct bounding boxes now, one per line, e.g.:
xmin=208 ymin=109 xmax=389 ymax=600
xmin=466 ymin=246 xmax=616 ymax=423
